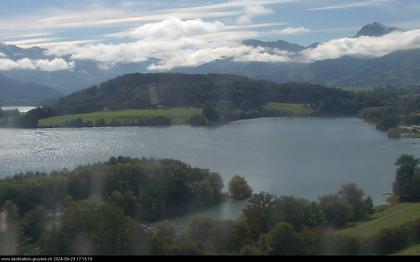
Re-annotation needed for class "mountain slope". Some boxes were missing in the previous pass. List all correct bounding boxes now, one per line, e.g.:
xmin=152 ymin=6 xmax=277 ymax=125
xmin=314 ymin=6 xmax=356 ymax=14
xmin=0 ymin=22 xmax=419 ymax=92
xmin=0 ymin=73 xmax=61 ymax=104
xmin=178 ymin=49 xmax=420 ymax=89
xmin=354 ymin=22 xmax=400 ymax=37
xmin=47 ymin=73 xmax=360 ymax=117
xmin=242 ymin=39 xmax=305 ymax=52
xmin=0 ymin=43 xmax=154 ymax=94
xmin=302 ymin=49 xmax=420 ymax=88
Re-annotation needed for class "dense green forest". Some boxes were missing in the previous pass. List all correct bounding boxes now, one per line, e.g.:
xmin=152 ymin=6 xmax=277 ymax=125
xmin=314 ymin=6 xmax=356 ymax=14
xmin=20 ymin=73 xmax=386 ymax=128
xmin=45 ymin=73 xmax=364 ymax=115
xmin=2 ymin=155 xmax=420 ymax=255
xmin=3 ymin=73 xmax=420 ymax=134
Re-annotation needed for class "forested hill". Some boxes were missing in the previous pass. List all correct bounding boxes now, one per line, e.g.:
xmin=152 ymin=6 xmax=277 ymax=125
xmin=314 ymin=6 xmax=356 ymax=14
xmin=44 ymin=73 xmax=374 ymax=116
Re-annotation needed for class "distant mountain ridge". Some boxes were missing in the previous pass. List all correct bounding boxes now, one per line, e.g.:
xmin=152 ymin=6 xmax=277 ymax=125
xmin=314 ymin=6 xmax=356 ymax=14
xmin=0 ymin=43 xmax=46 ymax=59
xmin=0 ymin=22 xmax=419 ymax=93
xmin=0 ymin=73 xmax=61 ymax=105
xmin=0 ymin=43 xmax=153 ymax=94
xmin=242 ymin=39 xmax=305 ymax=52
xmin=354 ymin=22 xmax=400 ymax=37
xmin=178 ymin=22 xmax=420 ymax=88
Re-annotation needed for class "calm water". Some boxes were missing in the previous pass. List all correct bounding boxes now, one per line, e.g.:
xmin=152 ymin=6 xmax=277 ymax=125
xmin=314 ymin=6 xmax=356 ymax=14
xmin=1 ymin=117 xmax=419 ymax=221
xmin=1 ymin=106 xmax=36 ymax=113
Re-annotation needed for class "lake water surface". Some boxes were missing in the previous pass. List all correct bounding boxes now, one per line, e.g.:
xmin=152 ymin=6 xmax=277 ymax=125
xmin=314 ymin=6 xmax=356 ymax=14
xmin=1 ymin=117 xmax=419 ymax=220
xmin=1 ymin=106 xmax=36 ymax=113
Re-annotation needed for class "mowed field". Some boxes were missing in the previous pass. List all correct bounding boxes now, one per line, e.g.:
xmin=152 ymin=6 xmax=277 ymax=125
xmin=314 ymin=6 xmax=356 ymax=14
xmin=338 ymin=202 xmax=420 ymax=239
xmin=263 ymin=102 xmax=316 ymax=116
xmin=38 ymin=107 xmax=201 ymax=127
xmin=394 ymin=243 xmax=420 ymax=255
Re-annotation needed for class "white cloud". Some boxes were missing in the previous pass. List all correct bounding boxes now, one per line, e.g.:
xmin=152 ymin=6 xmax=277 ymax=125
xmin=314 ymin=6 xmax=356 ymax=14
xmin=236 ymin=4 xmax=274 ymax=25
xmin=0 ymin=57 xmax=74 ymax=71
xmin=3 ymin=37 xmax=62 ymax=47
xmin=307 ymin=0 xmax=394 ymax=11
xmin=48 ymin=18 xmax=292 ymax=71
xmin=0 ymin=52 xmax=5 ymax=58
xmin=149 ymin=46 xmax=292 ymax=70
xmin=130 ymin=18 xmax=226 ymax=40
xmin=48 ymin=18 xmax=420 ymax=70
xmin=265 ymin=26 xmax=311 ymax=36
xmin=301 ymin=29 xmax=420 ymax=61
xmin=234 ymin=47 xmax=293 ymax=63
xmin=0 ymin=0 xmax=295 ymax=43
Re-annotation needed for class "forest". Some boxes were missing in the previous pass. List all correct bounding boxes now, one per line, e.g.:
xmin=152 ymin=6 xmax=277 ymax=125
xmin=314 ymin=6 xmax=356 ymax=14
xmin=20 ymin=73 xmax=386 ymax=128
xmin=2 ymin=73 xmax=420 ymax=136
xmin=1 ymin=155 xmax=420 ymax=255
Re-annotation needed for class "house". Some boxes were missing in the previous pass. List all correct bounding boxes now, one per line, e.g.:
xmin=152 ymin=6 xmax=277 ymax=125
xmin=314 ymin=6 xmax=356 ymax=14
xmin=398 ymin=125 xmax=415 ymax=132
xmin=155 ymin=105 xmax=168 ymax=110
xmin=398 ymin=125 xmax=420 ymax=132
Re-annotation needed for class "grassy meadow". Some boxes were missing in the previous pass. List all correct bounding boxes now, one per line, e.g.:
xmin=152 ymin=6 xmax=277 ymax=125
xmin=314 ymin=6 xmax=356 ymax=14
xmin=338 ymin=203 xmax=420 ymax=239
xmin=39 ymin=107 xmax=201 ymax=127
xmin=263 ymin=102 xmax=316 ymax=116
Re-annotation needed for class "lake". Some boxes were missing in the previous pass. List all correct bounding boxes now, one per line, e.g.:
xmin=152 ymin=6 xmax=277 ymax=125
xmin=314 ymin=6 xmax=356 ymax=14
xmin=1 ymin=117 xmax=419 ymax=221
xmin=0 ymin=106 xmax=36 ymax=113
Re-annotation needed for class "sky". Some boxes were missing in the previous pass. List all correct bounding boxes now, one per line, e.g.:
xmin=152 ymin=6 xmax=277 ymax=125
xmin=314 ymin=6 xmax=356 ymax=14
xmin=1 ymin=0 xmax=420 ymax=71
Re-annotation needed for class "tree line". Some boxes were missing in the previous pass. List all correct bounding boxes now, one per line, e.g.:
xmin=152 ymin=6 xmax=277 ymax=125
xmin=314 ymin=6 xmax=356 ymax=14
xmin=1 ymin=152 xmax=420 ymax=255
xmin=21 ymin=73 xmax=394 ymax=128
xmin=0 ymin=156 xmax=377 ymax=255
xmin=3 ymin=74 xmax=420 ymax=129
xmin=0 ymin=108 xmax=37 ymax=128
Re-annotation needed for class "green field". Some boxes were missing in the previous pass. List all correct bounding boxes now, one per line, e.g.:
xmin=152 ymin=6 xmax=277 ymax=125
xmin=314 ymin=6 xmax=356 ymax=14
xmin=263 ymin=102 xmax=316 ymax=116
xmin=338 ymin=203 xmax=420 ymax=239
xmin=338 ymin=86 xmax=376 ymax=93
xmin=394 ymin=243 xmax=420 ymax=255
xmin=39 ymin=107 xmax=201 ymax=127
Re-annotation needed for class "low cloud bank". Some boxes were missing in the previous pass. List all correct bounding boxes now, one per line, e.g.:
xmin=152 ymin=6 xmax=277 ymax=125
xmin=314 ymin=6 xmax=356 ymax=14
xmin=0 ymin=57 xmax=74 ymax=71
xmin=3 ymin=18 xmax=420 ymax=71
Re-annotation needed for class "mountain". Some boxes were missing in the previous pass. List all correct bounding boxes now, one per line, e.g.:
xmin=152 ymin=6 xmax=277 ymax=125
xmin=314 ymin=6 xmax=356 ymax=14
xmin=175 ymin=58 xmax=307 ymax=83
xmin=179 ymin=50 xmax=420 ymax=89
xmin=242 ymin=39 xmax=305 ymax=52
xmin=320 ymin=49 xmax=420 ymax=88
xmin=0 ymin=73 xmax=61 ymax=105
xmin=0 ymin=22 xmax=419 ymax=93
xmin=0 ymin=43 xmax=46 ymax=59
xmin=34 ymin=73 xmax=371 ymax=127
xmin=178 ymin=22 xmax=420 ymax=89
xmin=354 ymin=22 xmax=400 ymax=37
xmin=4 ymin=59 xmax=153 ymax=95
xmin=0 ymin=43 xmax=154 ymax=94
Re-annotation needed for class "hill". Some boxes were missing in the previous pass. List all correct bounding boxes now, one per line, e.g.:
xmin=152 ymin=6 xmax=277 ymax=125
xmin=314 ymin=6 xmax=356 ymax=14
xmin=23 ymin=73 xmax=384 ymax=128
xmin=43 ymin=73 xmax=370 ymax=116
xmin=0 ymin=73 xmax=61 ymax=104
xmin=338 ymin=202 xmax=420 ymax=239
xmin=395 ymin=243 xmax=420 ymax=255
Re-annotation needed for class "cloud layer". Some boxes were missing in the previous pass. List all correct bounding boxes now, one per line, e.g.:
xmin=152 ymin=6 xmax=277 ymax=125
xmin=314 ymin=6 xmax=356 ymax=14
xmin=1 ymin=1 xmax=420 ymax=72
xmin=0 ymin=57 xmax=74 ymax=71
xmin=46 ymin=18 xmax=294 ymax=70
xmin=43 ymin=17 xmax=420 ymax=71
xmin=306 ymin=0 xmax=394 ymax=11
xmin=301 ymin=29 xmax=420 ymax=61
